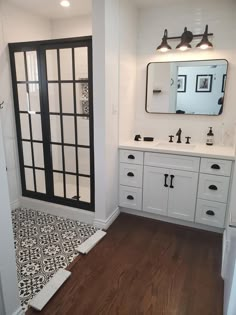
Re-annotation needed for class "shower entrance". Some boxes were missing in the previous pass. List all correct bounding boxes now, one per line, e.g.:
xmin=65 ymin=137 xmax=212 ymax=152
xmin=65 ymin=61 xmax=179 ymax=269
xmin=9 ymin=37 xmax=94 ymax=211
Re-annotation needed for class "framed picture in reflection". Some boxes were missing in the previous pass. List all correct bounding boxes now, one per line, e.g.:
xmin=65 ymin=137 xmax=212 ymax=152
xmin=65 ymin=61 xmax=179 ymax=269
xmin=177 ymin=75 xmax=187 ymax=93
xmin=196 ymin=74 xmax=213 ymax=92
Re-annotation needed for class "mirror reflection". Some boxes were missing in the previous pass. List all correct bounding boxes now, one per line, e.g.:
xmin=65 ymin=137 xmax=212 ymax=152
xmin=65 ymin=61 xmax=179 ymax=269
xmin=146 ymin=60 xmax=228 ymax=115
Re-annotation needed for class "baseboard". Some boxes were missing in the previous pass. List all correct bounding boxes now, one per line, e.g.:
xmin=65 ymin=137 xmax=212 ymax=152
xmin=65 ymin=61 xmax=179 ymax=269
xmin=19 ymin=197 xmax=94 ymax=225
xmin=94 ymin=207 xmax=120 ymax=230
xmin=121 ymin=207 xmax=224 ymax=234
xmin=10 ymin=199 xmax=20 ymax=210
xmin=12 ymin=306 xmax=24 ymax=315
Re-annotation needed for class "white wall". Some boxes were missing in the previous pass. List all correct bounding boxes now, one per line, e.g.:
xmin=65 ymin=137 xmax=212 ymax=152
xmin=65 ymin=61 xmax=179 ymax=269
xmin=132 ymin=0 xmax=236 ymax=146
xmin=0 ymin=1 xmax=52 ymax=207
xmin=93 ymin=0 xmax=120 ymax=225
xmin=0 ymin=120 xmax=20 ymax=315
xmin=119 ymin=0 xmax=137 ymax=143
xmin=51 ymin=15 xmax=92 ymax=38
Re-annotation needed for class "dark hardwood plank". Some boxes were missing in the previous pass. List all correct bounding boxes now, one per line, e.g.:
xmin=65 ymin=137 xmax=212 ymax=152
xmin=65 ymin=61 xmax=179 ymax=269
xmin=27 ymin=213 xmax=223 ymax=315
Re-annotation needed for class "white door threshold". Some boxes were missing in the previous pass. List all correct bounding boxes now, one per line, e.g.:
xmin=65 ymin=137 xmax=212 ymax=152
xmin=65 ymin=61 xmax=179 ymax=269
xmin=76 ymin=230 xmax=107 ymax=254
xmin=28 ymin=269 xmax=71 ymax=311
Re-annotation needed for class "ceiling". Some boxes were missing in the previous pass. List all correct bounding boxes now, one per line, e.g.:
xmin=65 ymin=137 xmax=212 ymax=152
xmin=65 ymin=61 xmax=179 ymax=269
xmin=7 ymin=0 xmax=229 ymax=20
xmin=7 ymin=0 xmax=92 ymax=19
xmin=132 ymin=0 xmax=226 ymax=6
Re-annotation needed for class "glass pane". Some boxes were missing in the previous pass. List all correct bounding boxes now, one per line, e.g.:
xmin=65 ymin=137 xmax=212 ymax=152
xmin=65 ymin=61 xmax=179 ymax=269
xmin=33 ymin=142 xmax=44 ymax=168
xmin=76 ymin=82 xmax=89 ymax=115
xmin=60 ymin=48 xmax=72 ymax=80
xmin=52 ymin=145 xmax=62 ymax=171
xmin=75 ymin=47 xmax=88 ymax=79
xmin=64 ymin=146 xmax=76 ymax=173
xmin=20 ymin=114 xmax=30 ymax=139
xmin=15 ymin=52 xmax=25 ymax=81
xmin=50 ymin=115 xmax=61 ymax=142
xmin=77 ymin=117 xmax=89 ymax=146
xmin=36 ymin=170 xmax=46 ymax=193
xmin=61 ymin=83 xmax=74 ymax=113
xmin=28 ymin=84 xmax=40 ymax=112
xmin=26 ymin=51 xmax=38 ymax=81
xmin=25 ymin=168 xmax=34 ymax=191
xmin=48 ymin=83 xmax=60 ymax=112
xmin=18 ymin=84 xmax=27 ymax=111
xmin=31 ymin=114 xmax=42 ymax=141
xmin=63 ymin=116 xmax=75 ymax=144
xmin=79 ymin=177 xmax=90 ymax=203
xmin=18 ymin=84 xmax=40 ymax=112
xmin=78 ymin=148 xmax=90 ymax=175
xmin=46 ymin=50 xmax=58 ymax=81
xmin=53 ymin=173 xmax=64 ymax=197
xmin=22 ymin=141 xmax=32 ymax=166
xmin=66 ymin=175 xmax=76 ymax=199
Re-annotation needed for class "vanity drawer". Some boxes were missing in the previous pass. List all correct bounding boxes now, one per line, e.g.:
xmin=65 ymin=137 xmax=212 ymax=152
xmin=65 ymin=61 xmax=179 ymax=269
xmin=195 ymin=199 xmax=226 ymax=228
xmin=120 ymin=163 xmax=143 ymax=188
xmin=198 ymin=174 xmax=230 ymax=203
xmin=145 ymin=152 xmax=200 ymax=172
xmin=200 ymin=158 xmax=232 ymax=176
xmin=120 ymin=150 xmax=144 ymax=165
xmin=119 ymin=185 xmax=142 ymax=210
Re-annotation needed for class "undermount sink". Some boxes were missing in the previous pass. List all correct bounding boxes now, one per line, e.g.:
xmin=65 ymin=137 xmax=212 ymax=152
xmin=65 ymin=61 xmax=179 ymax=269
xmin=156 ymin=142 xmax=196 ymax=150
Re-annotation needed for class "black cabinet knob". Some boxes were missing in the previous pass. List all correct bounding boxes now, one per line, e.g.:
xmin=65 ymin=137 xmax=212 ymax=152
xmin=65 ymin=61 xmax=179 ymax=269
xmin=211 ymin=164 xmax=220 ymax=170
xmin=128 ymin=155 xmax=135 ymax=160
xmin=127 ymin=172 xmax=134 ymax=177
xmin=209 ymin=185 xmax=218 ymax=191
xmin=127 ymin=195 xmax=134 ymax=200
xmin=206 ymin=210 xmax=215 ymax=216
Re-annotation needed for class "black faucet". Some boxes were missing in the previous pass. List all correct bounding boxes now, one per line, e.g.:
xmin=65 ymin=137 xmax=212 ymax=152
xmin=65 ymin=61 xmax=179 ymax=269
xmin=176 ymin=128 xmax=182 ymax=143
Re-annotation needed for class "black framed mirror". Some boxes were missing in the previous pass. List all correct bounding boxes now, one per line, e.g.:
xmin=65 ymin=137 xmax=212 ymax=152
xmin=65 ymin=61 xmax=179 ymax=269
xmin=146 ymin=59 xmax=228 ymax=115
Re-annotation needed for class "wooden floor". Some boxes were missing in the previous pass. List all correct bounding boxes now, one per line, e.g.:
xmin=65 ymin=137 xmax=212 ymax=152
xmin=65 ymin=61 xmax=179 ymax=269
xmin=27 ymin=213 xmax=223 ymax=315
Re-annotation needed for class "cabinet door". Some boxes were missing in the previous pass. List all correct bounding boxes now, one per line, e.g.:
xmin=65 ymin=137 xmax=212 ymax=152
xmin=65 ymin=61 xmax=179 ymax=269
xmin=143 ymin=166 xmax=169 ymax=216
xmin=168 ymin=170 xmax=198 ymax=222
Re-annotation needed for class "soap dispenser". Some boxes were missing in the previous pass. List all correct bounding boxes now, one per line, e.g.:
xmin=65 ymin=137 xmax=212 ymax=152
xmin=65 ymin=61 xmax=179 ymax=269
xmin=206 ymin=127 xmax=214 ymax=146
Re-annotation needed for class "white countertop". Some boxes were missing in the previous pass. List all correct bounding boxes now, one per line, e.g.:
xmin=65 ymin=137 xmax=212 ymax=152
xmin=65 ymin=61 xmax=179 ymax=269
xmin=119 ymin=140 xmax=235 ymax=160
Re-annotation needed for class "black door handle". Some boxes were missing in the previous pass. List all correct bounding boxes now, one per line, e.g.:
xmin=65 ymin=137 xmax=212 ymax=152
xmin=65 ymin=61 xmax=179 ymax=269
xmin=170 ymin=175 xmax=175 ymax=189
xmin=128 ymin=155 xmax=135 ymax=160
xmin=211 ymin=164 xmax=220 ymax=170
xmin=209 ymin=185 xmax=218 ymax=191
xmin=127 ymin=172 xmax=134 ymax=177
xmin=127 ymin=195 xmax=134 ymax=200
xmin=206 ymin=210 xmax=215 ymax=216
xmin=164 ymin=174 xmax=169 ymax=187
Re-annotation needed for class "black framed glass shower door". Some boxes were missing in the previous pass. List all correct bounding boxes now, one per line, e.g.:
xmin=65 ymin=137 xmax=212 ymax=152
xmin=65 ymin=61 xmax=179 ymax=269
xmin=9 ymin=37 xmax=94 ymax=211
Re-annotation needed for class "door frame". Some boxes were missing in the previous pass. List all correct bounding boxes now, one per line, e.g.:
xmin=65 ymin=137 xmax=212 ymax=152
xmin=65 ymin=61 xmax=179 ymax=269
xmin=8 ymin=36 xmax=95 ymax=212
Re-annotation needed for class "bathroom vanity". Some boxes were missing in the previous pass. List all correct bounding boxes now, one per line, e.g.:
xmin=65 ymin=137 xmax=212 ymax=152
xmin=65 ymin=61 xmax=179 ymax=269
xmin=119 ymin=142 xmax=235 ymax=231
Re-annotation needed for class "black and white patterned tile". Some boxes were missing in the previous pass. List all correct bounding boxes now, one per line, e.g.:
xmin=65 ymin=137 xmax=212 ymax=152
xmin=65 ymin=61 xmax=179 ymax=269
xmin=12 ymin=208 xmax=97 ymax=312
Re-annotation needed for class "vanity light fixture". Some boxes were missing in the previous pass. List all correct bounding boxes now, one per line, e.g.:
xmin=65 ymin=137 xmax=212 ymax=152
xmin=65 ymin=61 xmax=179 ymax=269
xmin=156 ymin=25 xmax=213 ymax=52
xmin=196 ymin=25 xmax=213 ymax=49
xmin=156 ymin=29 xmax=172 ymax=52
xmin=60 ymin=0 xmax=70 ymax=7
xmin=176 ymin=27 xmax=193 ymax=51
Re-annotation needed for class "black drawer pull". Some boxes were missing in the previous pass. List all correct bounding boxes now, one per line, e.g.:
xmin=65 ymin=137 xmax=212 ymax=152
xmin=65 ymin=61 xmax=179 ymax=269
xmin=211 ymin=164 xmax=220 ymax=170
xmin=209 ymin=185 xmax=218 ymax=191
xmin=127 ymin=195 xmax=134 ymax=200
xmin=170 ymin=175 xmax=175 ymax=189
xmin=128 ymin=155 xmax=135 ymax=160
xmin=206 ymin=210 xmax=215 ymax=216
xmin=127 ymin=172 xmax=134 ymax=177
xmin=164 ymin=174 xmax=169 ymax=187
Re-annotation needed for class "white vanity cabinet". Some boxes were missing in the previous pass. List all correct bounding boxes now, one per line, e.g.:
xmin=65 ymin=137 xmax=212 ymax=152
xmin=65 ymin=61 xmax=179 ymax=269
xmin=119 ymin=148 xmax=233 ymax=230
xmin=143 ymin=166 xmax=199 ymax=222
